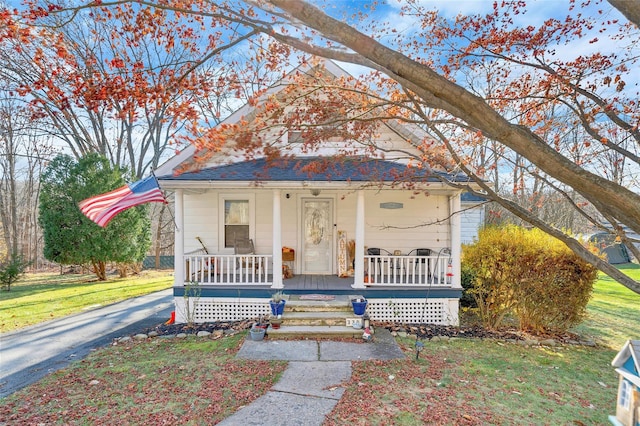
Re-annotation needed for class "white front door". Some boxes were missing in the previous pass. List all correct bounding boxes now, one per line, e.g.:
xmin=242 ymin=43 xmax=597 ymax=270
xmin=302 ymin=198 xmax=333 ymax=274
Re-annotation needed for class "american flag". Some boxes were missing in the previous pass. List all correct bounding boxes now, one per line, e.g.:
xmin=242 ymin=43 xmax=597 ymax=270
xmin=79 ymin=175 xmax=167 ymax=227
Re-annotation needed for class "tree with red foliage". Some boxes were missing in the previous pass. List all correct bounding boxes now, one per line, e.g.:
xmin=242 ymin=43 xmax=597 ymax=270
xmin=4 ymin=0 xmax=640 ymax=293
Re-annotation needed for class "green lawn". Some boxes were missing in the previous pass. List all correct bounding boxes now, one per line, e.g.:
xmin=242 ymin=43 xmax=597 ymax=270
xmin=573 ymin=263 xmax=640 ymax=349
xmin=0 ymin=264 xmax=638 ymax=424
xmin=0 ymin=270 xmax=173 ymax=333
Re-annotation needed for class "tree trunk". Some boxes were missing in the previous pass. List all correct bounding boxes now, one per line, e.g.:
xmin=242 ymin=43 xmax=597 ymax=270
xmin=92 ymin=260 xmax=107 ymax=281
xmin=608 ymin=0 xmax=640 ymax=27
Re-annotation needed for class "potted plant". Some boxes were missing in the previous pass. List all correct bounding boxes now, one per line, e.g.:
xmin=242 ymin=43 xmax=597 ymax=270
xmin=269 ymin=316 xmax=283 ymax=329
xmin=250 ymin=326 xmax=266 ymax=341
xmin=351 ymin=297 xmax=368 ymax=316
xmin=269 ymin=291 xmax=286 ymax=316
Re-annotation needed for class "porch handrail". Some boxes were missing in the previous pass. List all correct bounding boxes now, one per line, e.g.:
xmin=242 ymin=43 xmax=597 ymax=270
xmin=365 ymin=254 xmax=452 ymax=286
xmin=184 ymin=254 xmax=272 ymax=285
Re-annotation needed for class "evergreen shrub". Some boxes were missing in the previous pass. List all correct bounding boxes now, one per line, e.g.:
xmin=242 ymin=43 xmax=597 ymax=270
xmin=0 ymin=253 xmax=30 ymax=291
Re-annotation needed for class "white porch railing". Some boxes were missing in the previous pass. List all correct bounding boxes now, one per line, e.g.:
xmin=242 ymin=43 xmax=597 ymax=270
xmin=365 ymin=255 xmax=453 ymax=286
xmin=184 ymin=254 xmax=272 ymax=285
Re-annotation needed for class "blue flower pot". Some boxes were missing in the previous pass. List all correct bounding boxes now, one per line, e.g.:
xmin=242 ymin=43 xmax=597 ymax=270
xmin=351 ymin=298 xmax=367 ymax=316
xmin=269 ymin=300 xmax=286 ymax=316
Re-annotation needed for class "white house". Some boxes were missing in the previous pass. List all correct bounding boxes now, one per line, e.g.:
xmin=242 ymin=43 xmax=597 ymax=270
xmin=155 ymin=59 xmax=484 ymax=326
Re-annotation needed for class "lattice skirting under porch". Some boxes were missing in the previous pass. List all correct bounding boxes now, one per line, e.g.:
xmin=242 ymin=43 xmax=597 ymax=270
xmin=173 ymin=297 xmax=459 ymax=326
xmin=174 ymin=298 xmax=271 ymax=323
xmin=365 ymin=298 xmax=459 ymax=325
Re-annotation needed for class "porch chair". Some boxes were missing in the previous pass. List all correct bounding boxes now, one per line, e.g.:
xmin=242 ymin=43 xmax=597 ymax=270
xmin=367 ymin=247 xmax=393 ymax=276
xmin=234 ymin=238 xmax=257 ymax=272
xmin=408 ymin=248 xmax=432 ymax=277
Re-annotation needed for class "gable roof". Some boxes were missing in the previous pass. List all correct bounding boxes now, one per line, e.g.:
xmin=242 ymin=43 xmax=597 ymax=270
xmin=155 ymin=59 xmax=355 ymax=177
xmin=612 ymin=340 xmax=640 ymax=386
xmin=157 ymin=157 xmax=470 ymax=186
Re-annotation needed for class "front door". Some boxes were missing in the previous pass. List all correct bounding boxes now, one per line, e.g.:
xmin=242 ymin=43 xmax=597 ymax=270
xmin=302 ymin=199 xmax=333 ymax=274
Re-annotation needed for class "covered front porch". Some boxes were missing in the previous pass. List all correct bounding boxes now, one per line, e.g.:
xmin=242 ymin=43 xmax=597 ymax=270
xmin=162 ymin=157 xmax=474 ymax=327
xmin=174 ymin=188 xmax=463 ymax=291
xmin=183 ymin=250 xmax=455 ymax=287
xmin=173 ymin=274 xmax=462 ymax=325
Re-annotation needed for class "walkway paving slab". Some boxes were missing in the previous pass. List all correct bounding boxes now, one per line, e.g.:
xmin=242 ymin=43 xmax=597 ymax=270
xmin=218 ymin=391 xmax=338 ymax=426
xmin=272 ymin=361 xmax=351 ymax=399
xmin=236 ymin=340 xmax=318 ymax=361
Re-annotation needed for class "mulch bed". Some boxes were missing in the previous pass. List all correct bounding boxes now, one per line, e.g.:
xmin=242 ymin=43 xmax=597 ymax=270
xmin=142 ymin=319 xmax=583 ymax=344
xmin=142 ymin=319 xmax=255 ymax=336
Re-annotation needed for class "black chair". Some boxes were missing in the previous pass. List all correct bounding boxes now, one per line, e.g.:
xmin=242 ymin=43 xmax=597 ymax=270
xmin=408 ymin=248 xmax=432 ymax=276
xmin=367 ymin=247 xmax=392 ymax=275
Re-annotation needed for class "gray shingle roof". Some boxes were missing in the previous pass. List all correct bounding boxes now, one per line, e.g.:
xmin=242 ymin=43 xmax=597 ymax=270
xmin=158 ymin=157 xmax=471 ymax=183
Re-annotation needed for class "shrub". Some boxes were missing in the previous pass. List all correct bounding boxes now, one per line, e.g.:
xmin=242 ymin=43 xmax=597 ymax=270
xmin=513 ymin=230 xmax=598 ymax=333
xmin=462 ymin=226 xmax=524 ymax=329
xmin=0 ymin=253 xmax=30 ymax=291
xmin=459 ymin=263 xmax=477 ymax=308
xmin=462 ymin=225 xmax=598 ymax=333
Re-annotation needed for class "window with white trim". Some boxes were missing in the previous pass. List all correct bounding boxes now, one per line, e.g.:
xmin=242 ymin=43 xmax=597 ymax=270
xmin=620 ymin=379 xmax=631 ymax=409
xmin=288 ymin=129 xmax=303 ymax=144
xmin=223 ymin=200 xmax=249 ymax=248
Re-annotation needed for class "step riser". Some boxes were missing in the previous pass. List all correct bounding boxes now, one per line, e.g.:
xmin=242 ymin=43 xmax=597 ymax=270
xmin=266 ymin=330 xmax=365 ymax=339
xmin=276 ymin=318 xmax=350 ymax=327
xmin=285 ymin=306 xmax=352 ymax=313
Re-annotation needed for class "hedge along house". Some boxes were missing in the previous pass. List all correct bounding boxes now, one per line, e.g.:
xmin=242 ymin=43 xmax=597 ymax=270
xmin=155 ymin=59 xmax=484 ymax=325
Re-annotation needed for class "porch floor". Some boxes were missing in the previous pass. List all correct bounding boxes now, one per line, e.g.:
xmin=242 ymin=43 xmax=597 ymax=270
xmin=177 ymin=274 xmax=461 ymax=300
xmin=283 ymin=274 xmax=354 ymax=291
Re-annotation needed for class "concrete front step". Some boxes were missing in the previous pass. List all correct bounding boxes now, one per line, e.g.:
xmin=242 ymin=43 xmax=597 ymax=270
xmin=278 ymin=311 xmax=357 ymax=327
xmin=268 ymin=294 xmax=368 ymax=338
xmin=283 ymin=294 xmax=363 ymax=313
xmin=266 ymin=325 xmax=368 ymax=339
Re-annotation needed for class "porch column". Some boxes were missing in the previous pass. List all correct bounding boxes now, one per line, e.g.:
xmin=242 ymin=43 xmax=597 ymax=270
xmin=450 ymin=193 xmax=462 ymax=289
xmin=174 ymin=189 xmax=184 ymax=287
xmin=352 ymin=190 xmax=366 ymax=289
xmin=271 ymin=189 xmax=284 ymax=289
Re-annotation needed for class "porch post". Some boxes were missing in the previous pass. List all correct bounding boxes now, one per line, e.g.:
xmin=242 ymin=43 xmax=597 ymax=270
xmin=174 ymin=189 xmax=184 ymax=287
xmin=352 ymin=189 xmax=366 ymax=289
xmin=271 ymin=189 xmax=284 ymax=289
xmin=450 ymin=193 xmax=462 ymax=289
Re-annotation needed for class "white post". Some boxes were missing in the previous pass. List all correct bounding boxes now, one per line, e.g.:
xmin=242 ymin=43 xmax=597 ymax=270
xmin=450 ymin=193 xmax=462 ymax=289
xmin=271 ymin=189 xmax=284 ymax=289
xmin=174 ymin=189 xmax=184 ymax=287
xmin=352 ymin=190 xmax=366 ymax=289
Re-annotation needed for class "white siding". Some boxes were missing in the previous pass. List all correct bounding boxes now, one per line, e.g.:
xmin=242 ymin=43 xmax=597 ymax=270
xmin=182 ymin=189 xmax=456 ymax=259
xmin=460 ymin=204 xmax=485 ymax=244
xmin=362 ymin=191 xmax=450 ymax=254
xmin=183 ymin=191 xmax=218 ymax=254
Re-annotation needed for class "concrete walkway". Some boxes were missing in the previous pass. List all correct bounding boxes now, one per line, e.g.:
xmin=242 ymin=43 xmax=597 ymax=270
xmin=0 ymin=289 xmax=173 ymax=398
xmin=219 ymin=329 xmax=405 ymax=426
xmin=0 ymin=288 xmax=406 ymax=426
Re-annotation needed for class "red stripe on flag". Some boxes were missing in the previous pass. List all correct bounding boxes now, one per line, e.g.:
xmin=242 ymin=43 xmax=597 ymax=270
xmin=78 ymin=176 xmax=166 ymax=227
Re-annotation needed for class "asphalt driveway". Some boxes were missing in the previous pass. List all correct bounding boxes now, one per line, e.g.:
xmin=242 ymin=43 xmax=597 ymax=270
xmin=0 ymin=289 xmax=173 ymax=399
